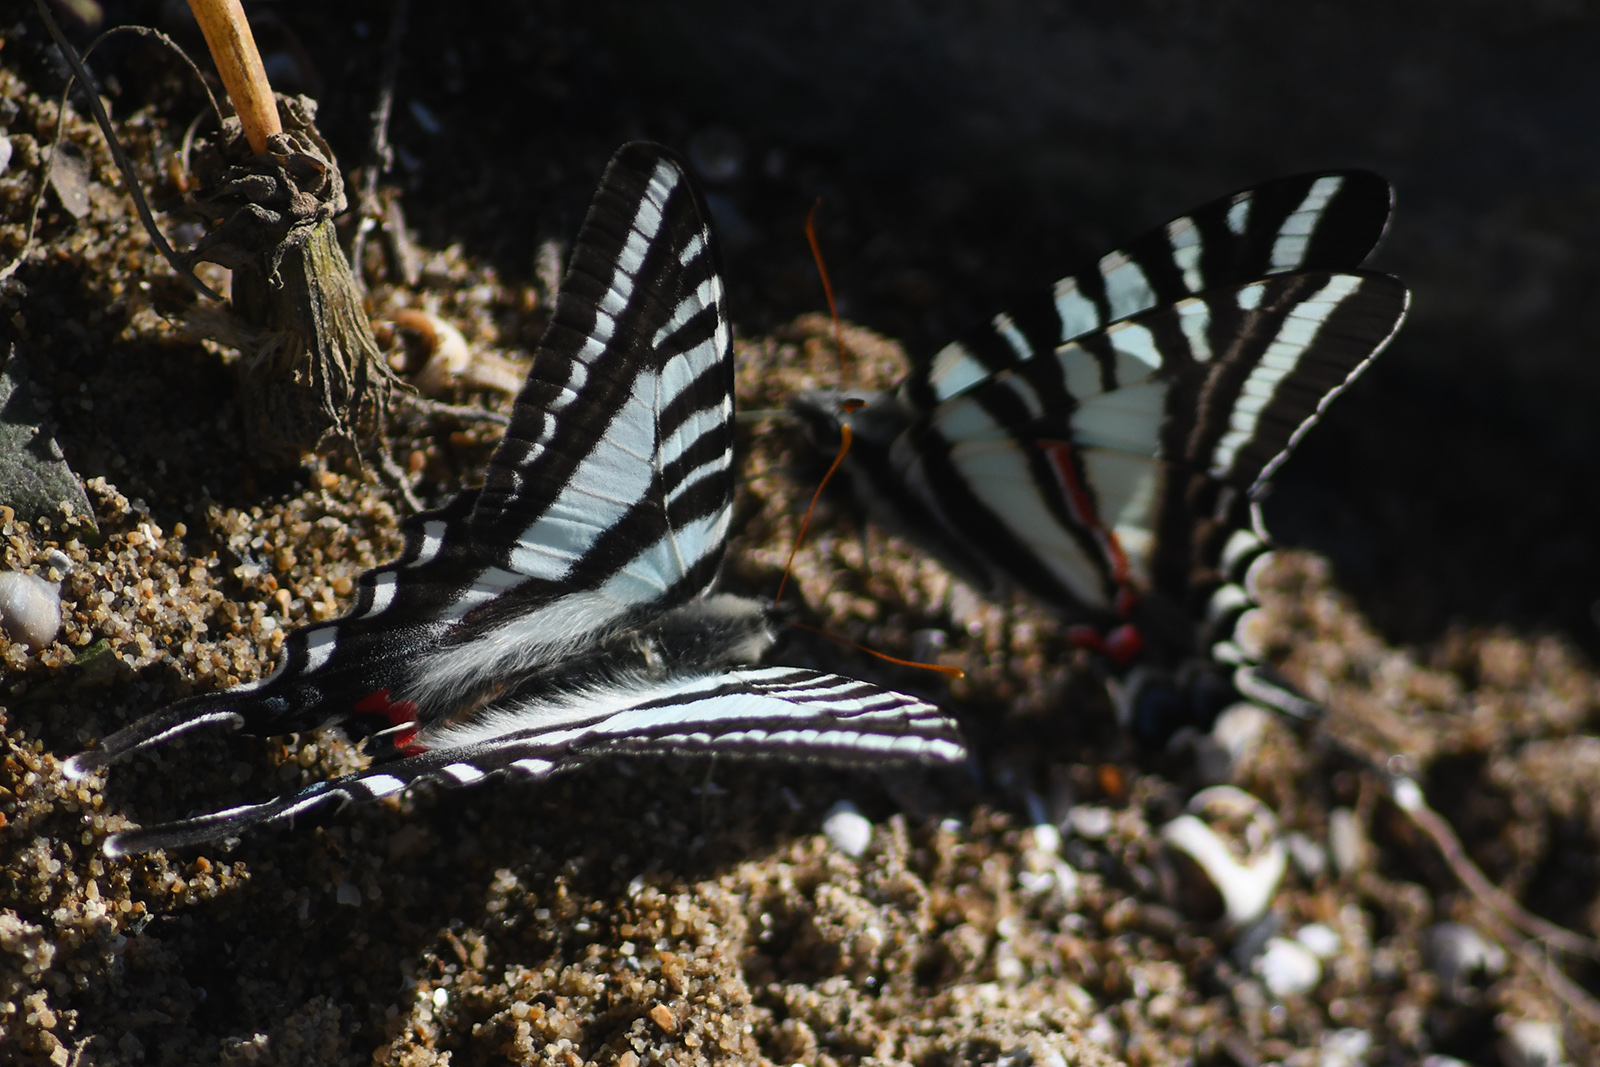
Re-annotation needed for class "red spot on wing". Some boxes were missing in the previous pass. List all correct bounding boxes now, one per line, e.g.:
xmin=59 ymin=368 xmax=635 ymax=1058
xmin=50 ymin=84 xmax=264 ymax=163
xmin=354 ymin=689 xmax=425 ymax=756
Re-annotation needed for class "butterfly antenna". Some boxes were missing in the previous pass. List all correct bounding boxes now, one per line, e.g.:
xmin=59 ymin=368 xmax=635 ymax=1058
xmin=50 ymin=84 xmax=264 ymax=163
xmin=789 ymin=621 xmax=965 ymax=680
xmin=774 ymin=422 xmax=853 ymax=607
xmin=805 ymin=198 xmax=849 ymax=388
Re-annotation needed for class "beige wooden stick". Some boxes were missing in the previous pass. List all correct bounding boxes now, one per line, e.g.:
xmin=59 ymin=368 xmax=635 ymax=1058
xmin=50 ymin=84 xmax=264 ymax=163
xmin=187 ymin=0 xmax=281 ymax=154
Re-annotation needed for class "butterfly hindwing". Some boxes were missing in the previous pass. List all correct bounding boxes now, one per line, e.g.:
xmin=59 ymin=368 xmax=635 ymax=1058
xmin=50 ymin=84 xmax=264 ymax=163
xmin=101 ymin=667 xmax=964 ymax=856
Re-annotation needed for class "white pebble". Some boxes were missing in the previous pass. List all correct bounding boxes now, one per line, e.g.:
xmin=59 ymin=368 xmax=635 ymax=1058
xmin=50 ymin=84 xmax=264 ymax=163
xmin=1498 ymin=1019 xmax=1564 ymax=1067
xmin=1254 ymin=936 xmax=1321 ymax=997
xmin=1295 ymin=923 xmax=1342 ymax=960
xmin=1029 ymin=822 xmax=1061 ymax=855
xmin=0 ymin=572 xmax=61 ymax=650
xmin=1421 ymin=1058 xmax=1472 ymax=1067
xmin=0 ymin=134 xmax=12 ymax=179
xmin=335 ymin=881 xmax=362 ymax=907
xmin=1210 ymin=701 xmax=1270 ymax=768
xmin=1319 ymin=1028 xmax=1372 ymax=1067
xmin=822 ymin=801 xmax=872 ymax=858
xmin=1328 ymin=807 xmax=1368 ymax=875
xmin=1067 ymin=804 xmax=1115 ymax=840
xmin=1426 ymin=922 xmax=1506 ymax=999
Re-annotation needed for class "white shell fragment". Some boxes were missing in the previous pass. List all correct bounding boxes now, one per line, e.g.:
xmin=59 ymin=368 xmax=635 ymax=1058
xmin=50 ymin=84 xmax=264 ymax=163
xmin=1160 ymin=785 xmax=1286 ymax=926
xmin=1254 ymin=936 xmax=1321 ymax=997
xmin=0 ymin=571 xmax=61 ymax=650
xmin=1498 ymin=1019 xmax=1565 ymax=1067
xmin=822 ymin=800 xmax=873 ymax=859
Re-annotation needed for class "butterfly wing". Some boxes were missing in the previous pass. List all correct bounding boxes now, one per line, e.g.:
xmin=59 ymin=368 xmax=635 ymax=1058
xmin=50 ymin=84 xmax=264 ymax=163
xmin=906 ymin=171 xmax=1393 ymax=409
xmin=888 ymin=271 xmax=1410 ymax=621
xmin=68 ymin=143 xmax=736 ymax=778
xmin=101 ymin=667 xmax=965 ymax=855
xmin=399 ymin=142 xmax=738 ymax=712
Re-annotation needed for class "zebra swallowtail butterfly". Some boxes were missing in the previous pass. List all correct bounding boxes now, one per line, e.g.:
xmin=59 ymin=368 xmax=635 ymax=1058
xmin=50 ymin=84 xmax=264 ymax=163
xmin=790 ymin=173 xmax=1409 ymax=742
xmin=66 ymin=142 xmax=965 ymax=855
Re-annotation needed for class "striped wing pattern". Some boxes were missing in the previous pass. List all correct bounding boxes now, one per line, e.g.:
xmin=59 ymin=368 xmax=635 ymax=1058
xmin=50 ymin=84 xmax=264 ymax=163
xmin=69 ymin=143 xmax=968 ymax=852
xmin=909 ymin=172 xmax=1392 ymax=408
xmin=102 ymin=668 xmax=964 ymax=856
xmin=901 ymin=270 xmax=1408 ymax=618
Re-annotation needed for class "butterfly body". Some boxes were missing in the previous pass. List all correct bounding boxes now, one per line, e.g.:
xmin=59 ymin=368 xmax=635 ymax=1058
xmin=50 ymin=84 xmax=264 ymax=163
xmin=792 ymin=174 xmax=1409 ymax=740
xmin=69 ymin=143 xmax=964 ymax=854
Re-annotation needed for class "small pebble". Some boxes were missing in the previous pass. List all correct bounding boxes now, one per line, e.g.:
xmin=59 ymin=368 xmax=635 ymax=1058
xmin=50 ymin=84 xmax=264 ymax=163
xmin=822 ymin=800 xmax=872 ymax=858
xmin=0 ymin=133 xmax=11 ymax=179
xmin=1285 ymin=831 xmax=1329 ymax=880
xmin=1255 ymin=936 xmax=1321 ymax=997
xmin=1067 ymin=804 xmax=1115 ymax=840
xmin=1029 ymin=822 xmax=1061 ymax=855
xmin=0 ymin=571 xmax=62 ymax=650
xmin=1425 ymin=922 xmax=1506 ymax=1000
xmin=1295 ymin=923 xmax=1342 ymax=960
xmin=1420 ymin=1058 xmax=1472 ymax=1067
xmin=1210 ymin=701 xmax=1270 ymax=770
xmin=1319 ymin=1028 xmax=1371 ymax=1067
xmin=335 ymin=881 xmax=361 ymax=907
xmin=1328 ymin=808 xmax=1368 ymax=875
xmin=648 ymin=1003 xmax=678 ymax=1034
xmin=1498 ymin=1019 xmax=1564 ymax=1067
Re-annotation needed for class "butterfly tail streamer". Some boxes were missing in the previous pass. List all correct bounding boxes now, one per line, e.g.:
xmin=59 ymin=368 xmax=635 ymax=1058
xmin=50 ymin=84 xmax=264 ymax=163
xmin=64 ymin=696 xmax=245 ymax=780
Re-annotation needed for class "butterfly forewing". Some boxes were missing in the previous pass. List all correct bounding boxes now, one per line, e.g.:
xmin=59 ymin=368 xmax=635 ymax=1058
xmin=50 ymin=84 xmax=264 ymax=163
xmin=471 ymin=143 xmax=733 ymax=610
xmin=909 ymin=172 xmax=1393 ymax=409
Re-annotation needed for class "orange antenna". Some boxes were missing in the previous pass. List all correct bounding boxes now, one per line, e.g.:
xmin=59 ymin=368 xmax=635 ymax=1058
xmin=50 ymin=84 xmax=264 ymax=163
xmin=805 ymin=198 xmax=849 ymax=387
xmin=775 ymin=422 xmax=854 ymax=607
xmin=789 ymin=621 xmax=965 ymax=680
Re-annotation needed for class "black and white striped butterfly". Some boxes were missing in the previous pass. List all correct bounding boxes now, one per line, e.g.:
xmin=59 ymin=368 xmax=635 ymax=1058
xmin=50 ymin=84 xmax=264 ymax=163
xmin=67 ymin=143 xmax=965 ymax=855
xmin=790 ymin=173 xmax=1409 ymax=743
